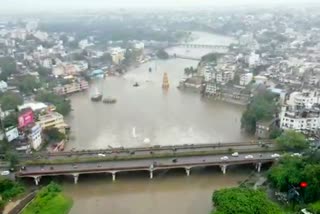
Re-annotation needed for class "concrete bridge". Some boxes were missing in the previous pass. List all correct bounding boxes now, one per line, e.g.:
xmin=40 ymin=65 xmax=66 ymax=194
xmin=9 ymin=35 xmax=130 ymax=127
xmin=171 ymin=54 xmax=201 ymax=61
xmin=169 ymin=43 xmax=229 ymax=50
xmin=23 ymin=141 xmax=275 ymax=160
xmin=16 ymin=151 xmax=278 ymax=185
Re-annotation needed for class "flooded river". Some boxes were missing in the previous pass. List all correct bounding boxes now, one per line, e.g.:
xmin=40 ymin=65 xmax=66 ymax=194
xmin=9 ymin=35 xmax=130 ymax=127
xmin=66 ymin=58 xmax=250 ymax=150
xmin=63 ymin=167 xmax=252 ymax=214
xmin=62 ymin=32 xmax=250 ymax=214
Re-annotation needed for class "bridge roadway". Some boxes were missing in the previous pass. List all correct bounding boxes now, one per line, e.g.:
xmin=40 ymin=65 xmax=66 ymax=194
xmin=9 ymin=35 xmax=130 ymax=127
xmin=168 ymin=43 xmax=229 ymax=49
xmin=25 ymin=141 xmax=275 ymax=160
xmin=17 ymin=152 xmax=277 ymax=185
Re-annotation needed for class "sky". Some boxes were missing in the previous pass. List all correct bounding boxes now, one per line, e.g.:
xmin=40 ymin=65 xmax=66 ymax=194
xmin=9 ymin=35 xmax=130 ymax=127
xmin=1 ymin=0 xmax=319 ymax=12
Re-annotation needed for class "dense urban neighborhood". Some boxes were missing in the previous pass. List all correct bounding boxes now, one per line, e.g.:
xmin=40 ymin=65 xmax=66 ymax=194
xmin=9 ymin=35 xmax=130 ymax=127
xmin=1 ymin=5 xmax=320 ymax=214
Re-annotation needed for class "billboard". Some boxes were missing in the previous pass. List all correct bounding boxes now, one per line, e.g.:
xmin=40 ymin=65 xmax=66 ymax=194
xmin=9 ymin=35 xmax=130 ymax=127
xmin=18 ymin=109 xmax=34 ymax=128
xmin=5 ymin=127 xmax=19 ymax=142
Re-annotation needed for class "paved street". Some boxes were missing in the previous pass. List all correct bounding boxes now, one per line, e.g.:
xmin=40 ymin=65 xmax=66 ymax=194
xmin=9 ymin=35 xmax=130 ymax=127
xmin=17 ymin=152 xmax=278 ymax=177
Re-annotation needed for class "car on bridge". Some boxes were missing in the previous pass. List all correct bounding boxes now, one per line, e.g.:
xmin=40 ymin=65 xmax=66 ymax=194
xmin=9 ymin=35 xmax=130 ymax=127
xmin=220 ymin=156 xmax=229 ymax=160
xmin=231 ymin=152 xmax=239 ymax=157
xmin=271 ymin=153 xmax=280 ymax=158
xmin=245 ymin=155 xmax=253 ymax=159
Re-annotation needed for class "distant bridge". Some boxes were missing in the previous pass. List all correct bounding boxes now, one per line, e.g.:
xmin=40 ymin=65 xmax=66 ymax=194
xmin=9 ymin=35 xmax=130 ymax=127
xmin=169 ymin=43 xmax=229 ymax=50
xmin=171 ymin=54 xmax=201 ymax=61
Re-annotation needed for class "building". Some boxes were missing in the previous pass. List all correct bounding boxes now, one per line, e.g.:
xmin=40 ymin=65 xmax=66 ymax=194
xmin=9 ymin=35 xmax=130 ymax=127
xmin=203 ymin=66 xmax=216 ymax=82
xmin=110 ymin=47 xmax=125 ymax=64
xmin=18 ymin=102 xmax=48 ymax=112
xmin=216 ymin=71 xmax=234 ymax=85
xmin=254 ymin=75 xmax=268 ymax=85
xmin=279 ymin=106 xmax=320 ymax=134
xmin=205 ymin=81 xmax=219 ymax=95
xmin=28 ymin=124 xmax=42 ymax=150
xmin=0 ymin=81 xmax=8 ymax=92
xmin=133 ymin=41 xmax=144 ymax=50
xmin=248 ymin=52 xmax=260 ymax=67
xmin=53 ymin=80 xmax=89 ymax=95
xmin=287 ymin=91 xmax=320 ymax=109
xmin=37 ymin=112 xmax=68 ymax=133
xmin=240 ymin=73 xmax=253 ymax=86
xmin=255 ymin=120 xmax=276 ymax=139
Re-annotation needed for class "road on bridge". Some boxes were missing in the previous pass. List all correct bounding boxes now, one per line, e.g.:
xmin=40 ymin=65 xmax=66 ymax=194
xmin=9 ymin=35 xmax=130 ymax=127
xmin=18 ymin=152 xmax=278 ymax=178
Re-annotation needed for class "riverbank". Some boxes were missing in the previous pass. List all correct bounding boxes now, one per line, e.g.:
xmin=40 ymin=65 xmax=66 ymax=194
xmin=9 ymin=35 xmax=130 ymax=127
xmin=21 ymin=183 xmax=72 ymax=214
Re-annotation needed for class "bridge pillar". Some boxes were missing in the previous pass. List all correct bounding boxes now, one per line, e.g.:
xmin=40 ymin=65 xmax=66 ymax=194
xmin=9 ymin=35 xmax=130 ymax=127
xmin=149 ymin=170 xmax=153 ymax=179
xmin=73 ymin=174 xmax=79 ymax=184
xmin=185 ymin=167 xmax=191 ymax=176
xmin=220 ymin=165 xmax=227 ymax=174
xmin=112 ymin=172 xmax=116 ymax=181
xmin=33 ymin=176 xmax=41 ymax=186
xmin=256 ymin=162 xmax=262 ymax=173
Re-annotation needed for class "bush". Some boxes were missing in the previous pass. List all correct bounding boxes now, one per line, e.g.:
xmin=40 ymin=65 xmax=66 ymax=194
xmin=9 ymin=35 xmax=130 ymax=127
xmin=22 ymin=182 xmax=72 ymax=214
xmin=211 ymin=187 xmax=284 ymax=214
xmin=0 ymin=178 xmax=24 ymax=207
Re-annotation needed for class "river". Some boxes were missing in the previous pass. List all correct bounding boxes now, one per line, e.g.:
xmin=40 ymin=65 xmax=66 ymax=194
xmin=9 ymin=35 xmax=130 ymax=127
xmin=63 ymin=32 xmax=250 ymax=214
xmin=63 ymin=167 xmax=252 ymax=214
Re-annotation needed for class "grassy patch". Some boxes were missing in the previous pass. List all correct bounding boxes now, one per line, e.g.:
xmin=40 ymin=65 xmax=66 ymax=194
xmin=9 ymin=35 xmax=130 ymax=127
xmin=22 ymin=183 xmax=73 ymax=214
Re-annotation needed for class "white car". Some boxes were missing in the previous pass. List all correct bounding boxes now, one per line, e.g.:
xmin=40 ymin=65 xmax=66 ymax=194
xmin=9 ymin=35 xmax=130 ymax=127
xmin=1 ymin=171 xmax=10 ymax=176
xmin=291 ymin=153 xmax=302 ymax=157
xmin=220 ymin=156 xmax=229 ymax=161
xmin=98 ymin=153 xmax=106 ymax=157
xmin=271 ymin=153 xmax=280 ymax=158
xmin=245 ymin=155 xmax=253 ymax=159
xmin=231 ymin=152 xmax=239 ymax=157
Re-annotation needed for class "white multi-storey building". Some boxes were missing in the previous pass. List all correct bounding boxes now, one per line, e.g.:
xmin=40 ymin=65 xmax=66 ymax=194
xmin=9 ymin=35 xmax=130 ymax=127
xmin=287 ymin=91 xmax=320 ymax=109
xmin=29 ymin=124 xmax=42 ymax=150
xmin=240 ymin=73 xmax=253 ymax=86
xmin=280 ymin=106 xmax=320 ymax=133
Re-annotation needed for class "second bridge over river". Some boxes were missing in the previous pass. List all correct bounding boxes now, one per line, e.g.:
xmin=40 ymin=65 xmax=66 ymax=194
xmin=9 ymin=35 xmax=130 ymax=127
xmin=17 ymin=150 xmax=279 ymax=185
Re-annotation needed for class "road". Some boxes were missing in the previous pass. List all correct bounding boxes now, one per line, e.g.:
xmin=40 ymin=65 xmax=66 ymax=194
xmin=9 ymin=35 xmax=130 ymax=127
xmin=17 ymin=152 xmax=278 ymax=177
xmin=24 ymin=141 xmax=275 ymax=161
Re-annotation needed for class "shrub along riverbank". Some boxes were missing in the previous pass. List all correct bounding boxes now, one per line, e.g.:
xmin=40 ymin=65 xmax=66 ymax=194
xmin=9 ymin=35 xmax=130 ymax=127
xmin=22 ymin=182 xmax=72 ymax=214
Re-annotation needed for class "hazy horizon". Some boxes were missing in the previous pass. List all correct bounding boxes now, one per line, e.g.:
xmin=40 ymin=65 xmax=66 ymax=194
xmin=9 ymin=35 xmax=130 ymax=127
xmin=1 ymin=0 xmax=320 ymax=13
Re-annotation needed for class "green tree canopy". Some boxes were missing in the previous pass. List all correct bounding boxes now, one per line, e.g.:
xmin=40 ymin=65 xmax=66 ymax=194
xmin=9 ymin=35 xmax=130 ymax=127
xmin=0 ymin=178 xmax=24 ymax=205
xmin=18 ymin=75 xmax=41 ymax=95
xmin=268 ymin=155 xmax=305 ymax=191
xmin=22 ymin=182 xmax=72 ymax=214
xmin=0 ymin=57 xmax=17 ymax=80
xmin=43 ymin=128 xmax=66 ymax=142
xmin=2 ymin=112 xmax=18 ymax=128
xmin=276 ymin=130 xmax=309 ymax=151
xmin=268 ymin=155 xmax=320 ymax=203
xmin=0 ymin=92 xmax=23 ymax=111
xmin=156 ymin=49 xmax=169 ymax=59
xmin=211 ymin=187 xmax=284 ymax=214
xmin=35 ymin=91 xmax=71 ymax=116
xmin=241 ymin=90 xmax=277 ymax=134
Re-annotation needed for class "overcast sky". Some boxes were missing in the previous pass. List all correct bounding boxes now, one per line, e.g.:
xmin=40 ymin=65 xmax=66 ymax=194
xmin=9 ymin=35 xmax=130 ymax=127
xmin=1 ymin=0 xmax=319 ymax=12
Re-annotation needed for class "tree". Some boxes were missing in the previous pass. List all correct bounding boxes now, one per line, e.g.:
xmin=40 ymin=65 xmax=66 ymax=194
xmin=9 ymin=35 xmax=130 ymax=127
xmin=18 ymin=75 xmax=41 ymax=95
xmin=269 ymin=127 xmax=282 ymax=139
xmin=43 ymin=128 xmax=65 ymax=142
xmin=156 ymin=49 xmax=169 ymax=59
xmin=309 ymin=201 xmax=320 ymax=213
xmin=0 ymin=92 xmax=23 ymax=111
xmin=2 ymin=112 xmax=18 ymax=128
xmin=241 ymin=91 xmax=277 ymax=134
xmin=268 ymin=155 xmax=305 ymax=191
xmin=276 ymin=130 xmax=309 ymax=151
xmin=35 ymin=91 xmax=71 ymax=116
xmin=211 ymin=187 xmax=284 ymax=214
xmin=201 ymin=53 xmax=222 ymax=63
xmin=0 ymin=57 xmax=17 ymax=81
